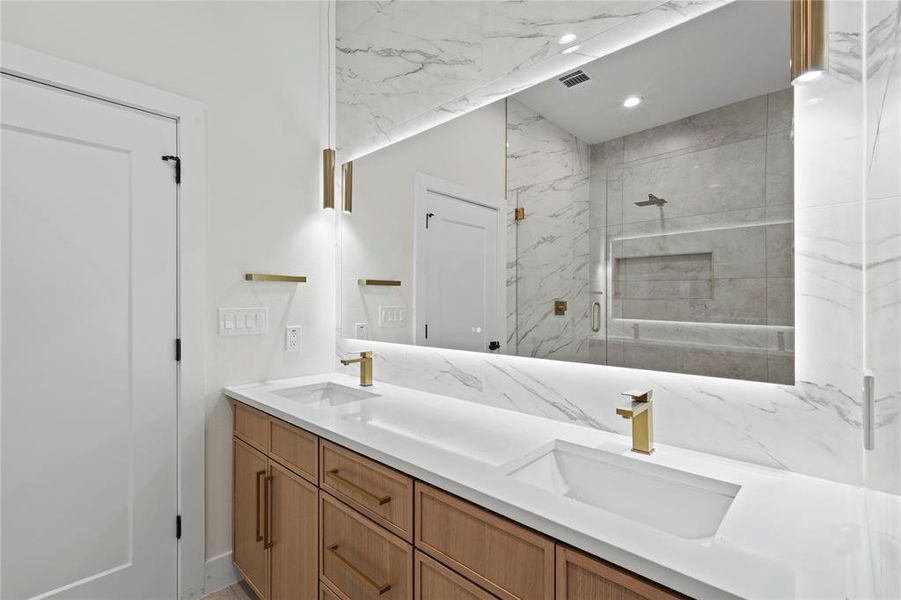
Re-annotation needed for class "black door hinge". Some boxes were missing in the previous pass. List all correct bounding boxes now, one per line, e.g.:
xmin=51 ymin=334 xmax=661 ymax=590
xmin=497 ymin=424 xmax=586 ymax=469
xmin=161 ymin=155 xmax=181 ymax=184
xmin=176 ymin=515 xmax=182 ymax=540
xmin=425 ymin=324 xmax=428 ymax=339
xmin=175 ymin=338 xmax=182 ymax=362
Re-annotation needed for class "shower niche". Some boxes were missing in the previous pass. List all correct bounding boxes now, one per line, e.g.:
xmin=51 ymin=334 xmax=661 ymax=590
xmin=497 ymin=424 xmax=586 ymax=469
xmin=340 ymin=1 xmax=794 ymax=385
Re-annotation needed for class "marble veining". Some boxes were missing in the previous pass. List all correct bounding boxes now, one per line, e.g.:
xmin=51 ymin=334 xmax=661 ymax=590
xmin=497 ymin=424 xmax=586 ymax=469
xmin=336 ymin=0 xmax=729 ymax=160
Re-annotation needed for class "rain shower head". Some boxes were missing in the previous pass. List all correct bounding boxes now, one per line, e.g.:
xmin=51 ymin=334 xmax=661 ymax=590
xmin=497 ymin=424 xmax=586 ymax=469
xmin=635 ymin=193 xmax=667 ymax=207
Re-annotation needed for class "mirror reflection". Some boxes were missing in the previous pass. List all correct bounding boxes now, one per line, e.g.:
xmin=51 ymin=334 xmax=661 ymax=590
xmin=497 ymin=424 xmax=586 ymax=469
xmin=341 ymin=1 xmax=794 ymax=384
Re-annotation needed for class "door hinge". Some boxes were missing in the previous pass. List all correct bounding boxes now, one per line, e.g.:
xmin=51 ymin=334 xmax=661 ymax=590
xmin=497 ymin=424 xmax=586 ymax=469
xmin=175 ymin=338 xmax=182 ymax=362
xmin=425 ymin=212 xmax=435 ymax=229
xmin=161 ymin=155 xmax=181 ymax=184
xmin=176 ymin=515 xmax=182 ymax=540
xmin=424 ymin=324 xmax=428 ymax=339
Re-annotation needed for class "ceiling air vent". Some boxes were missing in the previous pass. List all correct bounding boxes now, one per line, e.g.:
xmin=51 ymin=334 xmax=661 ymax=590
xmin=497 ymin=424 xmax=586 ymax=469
xmin=558 ymin=70 xmax=591 ymax=88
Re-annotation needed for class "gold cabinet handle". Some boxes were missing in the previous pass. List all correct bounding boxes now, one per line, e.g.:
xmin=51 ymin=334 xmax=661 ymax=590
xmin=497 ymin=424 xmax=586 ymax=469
xmin=326 ymin=543 xmax=391 ymax=595
xmin=264 ymin=475 xmax=274 ymax=549
xmin=255 ymin=470 xmax=266 ymax=542
xmin=326 ymin=469 xmax=391 ymax=506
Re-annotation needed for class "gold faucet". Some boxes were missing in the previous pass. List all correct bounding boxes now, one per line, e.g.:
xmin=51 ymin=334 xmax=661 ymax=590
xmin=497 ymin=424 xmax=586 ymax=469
xmin=340 ymin=351 xmax=373 ymax=387
xmin=616 ymin=389 xmax=654 ymax=454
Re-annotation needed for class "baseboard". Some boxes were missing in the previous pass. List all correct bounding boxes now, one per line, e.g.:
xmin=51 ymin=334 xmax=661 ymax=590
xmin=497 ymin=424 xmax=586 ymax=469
xmin=204 ymin=551 xmax=241 ymax=596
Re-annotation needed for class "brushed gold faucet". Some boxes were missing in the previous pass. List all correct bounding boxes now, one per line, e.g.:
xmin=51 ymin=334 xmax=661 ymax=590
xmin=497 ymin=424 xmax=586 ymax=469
xmin=616 ymin=389 xmax=654 ymax=454
xmin=340 ymin=351 xmax=373 ymax=387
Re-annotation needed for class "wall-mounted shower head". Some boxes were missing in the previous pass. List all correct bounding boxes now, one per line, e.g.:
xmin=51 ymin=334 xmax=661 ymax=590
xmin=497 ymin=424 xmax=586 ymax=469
xmin=634 ymin=193 xmax=667 ymax=207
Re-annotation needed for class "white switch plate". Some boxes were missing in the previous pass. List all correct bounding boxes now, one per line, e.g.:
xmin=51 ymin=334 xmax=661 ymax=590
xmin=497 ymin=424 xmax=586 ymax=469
xmin=378 ymin=306 xmax=406 ymax=328
xmin=219 ymin=307 xmax=268 ymax=336
xmin=355 ymin=322 xmax=369 ymax=340
xmin=285 ymin=326 xmax=301 ymax=352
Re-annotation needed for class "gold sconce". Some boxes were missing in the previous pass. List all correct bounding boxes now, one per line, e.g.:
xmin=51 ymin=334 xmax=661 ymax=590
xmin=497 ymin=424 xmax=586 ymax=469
xmin=342 ymin=161 xmax=353 ymax=213
xmin=791 ymin=0 xmax=827 ymax=84
xmin=323 ymin=148 xmax=336 ymax=209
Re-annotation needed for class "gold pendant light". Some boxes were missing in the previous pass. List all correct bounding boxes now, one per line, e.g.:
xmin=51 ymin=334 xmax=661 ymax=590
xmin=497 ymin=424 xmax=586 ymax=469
xmin=791 ymin=0 xmax=827 ymax=84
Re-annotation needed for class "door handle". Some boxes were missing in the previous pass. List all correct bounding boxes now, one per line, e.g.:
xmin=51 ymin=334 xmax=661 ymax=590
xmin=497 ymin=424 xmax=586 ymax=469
xmin=592 ymin=302 xmax=601 ymax=332
xmin=254 ymin=469 xmax=266 ymax=543
xmin=264 ymin=475 xmax=274 ymax=549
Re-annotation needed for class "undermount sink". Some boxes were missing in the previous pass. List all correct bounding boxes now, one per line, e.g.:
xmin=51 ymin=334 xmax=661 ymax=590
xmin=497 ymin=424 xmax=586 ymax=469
xmin=503 ymin=440 xmax=739 ymax=540
xmin=271 ymin=382 xmax=380 ymax=406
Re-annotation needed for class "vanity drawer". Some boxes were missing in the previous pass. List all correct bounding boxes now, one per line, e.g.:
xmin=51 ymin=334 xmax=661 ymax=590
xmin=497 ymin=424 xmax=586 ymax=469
xmin=270 ymin=417 xmax=318 ymax=484
xmin=234 ymin=402 xmax=269 ymax=452
xmin=556 ymin=546 xmax=687 ymax=600
xmin=320 ymin=583 xmax=343 ymax=600
xmin=414 ymin=483 xmax=554 ymax=600
xmin=320 ymin=491 xmax=412 ymax=600
xmin=415 ymin=550 xmax=499 ymax=600
xmin=320 ymin=440 xmax=413 ymax=541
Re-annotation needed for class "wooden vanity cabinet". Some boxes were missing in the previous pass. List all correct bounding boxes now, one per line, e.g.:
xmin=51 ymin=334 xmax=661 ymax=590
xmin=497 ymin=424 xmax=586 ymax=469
xmin=232 ymin=401 xmax=690 ymax=600
xmin=233 ymin=407 xmax=319 ymax=600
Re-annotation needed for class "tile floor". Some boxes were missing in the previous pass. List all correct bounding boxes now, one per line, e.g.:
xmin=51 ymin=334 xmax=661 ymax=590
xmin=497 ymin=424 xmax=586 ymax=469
xmin=201 ymin=581 xmax=256 ymax=600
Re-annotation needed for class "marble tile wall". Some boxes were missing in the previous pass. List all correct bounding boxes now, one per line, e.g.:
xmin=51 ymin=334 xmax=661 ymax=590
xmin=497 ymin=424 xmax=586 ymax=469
xmin=506 ymin=99 xmax=590 ymax=362
xmin=597 ymin=89 xmax=795 ymax=384
xmin=337 ymin=1 xmax=872 ymax=490
xmin=864 ymin=0 xmax=901 ymax=497
xmin=335 ymin=0 xmax=729 ymax=160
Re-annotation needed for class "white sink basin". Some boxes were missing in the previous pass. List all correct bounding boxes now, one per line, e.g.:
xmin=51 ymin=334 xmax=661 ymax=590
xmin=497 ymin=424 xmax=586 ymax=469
xmin=271 ymin=382 xmax=379 ymax=407
xmin=503 ymin=440 xmax=739 ymax=540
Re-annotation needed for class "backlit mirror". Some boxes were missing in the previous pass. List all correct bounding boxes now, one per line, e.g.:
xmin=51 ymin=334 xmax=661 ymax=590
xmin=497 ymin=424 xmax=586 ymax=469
xmin=340 ymin=1 xmax=794 ymax=384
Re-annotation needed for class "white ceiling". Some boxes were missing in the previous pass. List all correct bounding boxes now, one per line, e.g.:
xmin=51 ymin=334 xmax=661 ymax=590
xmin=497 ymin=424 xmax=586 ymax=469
xmin=513 ymin=1 xmax=791 ymax=145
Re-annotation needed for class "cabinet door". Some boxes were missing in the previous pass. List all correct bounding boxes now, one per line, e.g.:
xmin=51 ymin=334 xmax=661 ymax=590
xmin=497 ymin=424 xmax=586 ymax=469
xmin=269 ymin=461 xmax=318 ymax=600
xmin=234 ymin=438 xmax=270 ymax=600
xmin=556 ymin=546 xmax=686 ymax=600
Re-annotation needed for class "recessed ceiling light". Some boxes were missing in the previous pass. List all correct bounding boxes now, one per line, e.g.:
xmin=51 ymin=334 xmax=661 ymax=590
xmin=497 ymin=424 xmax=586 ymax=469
xmin=561 ymin=45 xmax=581 ymax=55
xmin=623 ymin=96 xmax=641 ymax=108
xmin=558 ymin=33 xmax=577 ymax=45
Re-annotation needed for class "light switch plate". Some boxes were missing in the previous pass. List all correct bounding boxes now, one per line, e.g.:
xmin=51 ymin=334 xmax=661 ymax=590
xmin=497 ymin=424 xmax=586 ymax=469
xmin=355 ymin=322 xmax=369 ymax=340
xmin=378 ymin=306 xmax=406 ymax=328
xmin=219 ymin=307 xmax=268 ymax=336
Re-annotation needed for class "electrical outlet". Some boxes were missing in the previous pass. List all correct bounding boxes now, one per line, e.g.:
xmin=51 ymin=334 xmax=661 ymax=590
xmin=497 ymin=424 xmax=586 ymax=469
xmin=285 ymin=326 xmax=301 ymax=352
xmin=355 ymin=322 xmax=369 ymax=340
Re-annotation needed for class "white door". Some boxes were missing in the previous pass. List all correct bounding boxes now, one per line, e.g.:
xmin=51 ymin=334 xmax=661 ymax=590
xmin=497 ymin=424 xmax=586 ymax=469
xmin=415 ymin=179 xmax=502 ymax=353
xmin=1 ymin=74 xmax=178 ymax=599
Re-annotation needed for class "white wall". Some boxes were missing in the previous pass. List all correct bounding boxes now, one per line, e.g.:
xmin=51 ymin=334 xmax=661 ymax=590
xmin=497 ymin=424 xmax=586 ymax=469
xmin=1 ymin=1 xmax=333 ymax=589
xmin=341 ymin=101 xmax=506 ymax=344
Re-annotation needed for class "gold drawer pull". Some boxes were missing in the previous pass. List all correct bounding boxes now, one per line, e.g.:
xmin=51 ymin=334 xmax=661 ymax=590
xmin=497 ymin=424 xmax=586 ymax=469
xmin=326 ymin=468 xmax=391 ymax=506
xmin=255 ymin=469 xmax=266 ymax=542
xmin=326 ymin=543 xmax=392 ymax=595
xmin=264 ymin=475 xmax=274 ymax=549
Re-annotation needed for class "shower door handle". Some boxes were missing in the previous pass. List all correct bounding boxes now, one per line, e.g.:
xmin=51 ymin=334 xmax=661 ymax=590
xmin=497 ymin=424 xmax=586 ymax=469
xmin=591 ymin=302 xmax=601 ymax=332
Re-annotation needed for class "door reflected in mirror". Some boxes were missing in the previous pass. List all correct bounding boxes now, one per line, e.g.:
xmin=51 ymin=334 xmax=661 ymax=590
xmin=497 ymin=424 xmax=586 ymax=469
xmin=340 ymin=0 xmax=794 ymax=385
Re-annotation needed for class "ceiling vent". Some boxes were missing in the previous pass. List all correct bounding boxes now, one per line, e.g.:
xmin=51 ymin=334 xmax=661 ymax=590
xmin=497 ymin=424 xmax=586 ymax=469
xmin=558 ymin=70 xmax=591 ymax=88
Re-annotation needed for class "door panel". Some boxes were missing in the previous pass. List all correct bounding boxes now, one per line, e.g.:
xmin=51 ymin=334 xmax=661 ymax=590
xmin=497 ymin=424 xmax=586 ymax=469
xmin=1 ymin=74 xmax=178 ymax=599
xmin=269 ymin=461 xmax=317 ymax=600
xmin=419 ymin=188 xmax=500 ymax=353
xmin=234 ymin=439 xmax=270 ymax=600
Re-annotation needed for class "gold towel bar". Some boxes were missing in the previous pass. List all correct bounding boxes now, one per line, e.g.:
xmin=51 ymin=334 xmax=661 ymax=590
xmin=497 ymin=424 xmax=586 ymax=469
xmin=357 ymin=279 xmax=401 ymax=286
xmin=244 ymin=273 xmax=307 ymax=283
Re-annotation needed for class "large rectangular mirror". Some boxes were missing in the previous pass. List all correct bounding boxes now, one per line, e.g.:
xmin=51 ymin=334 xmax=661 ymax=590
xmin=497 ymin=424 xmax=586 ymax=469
xmin=340 ymin=0 xmax=794 ymax=385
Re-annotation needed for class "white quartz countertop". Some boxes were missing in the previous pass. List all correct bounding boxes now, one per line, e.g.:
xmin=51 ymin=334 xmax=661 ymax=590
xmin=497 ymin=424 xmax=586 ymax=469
xmin=224 ymin=372 xmax=890 ymax=599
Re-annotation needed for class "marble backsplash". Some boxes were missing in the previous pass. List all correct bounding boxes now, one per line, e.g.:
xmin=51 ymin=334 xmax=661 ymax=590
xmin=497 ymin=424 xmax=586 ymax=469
xmin=335 ymin=1 xmax=888 ymax=492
